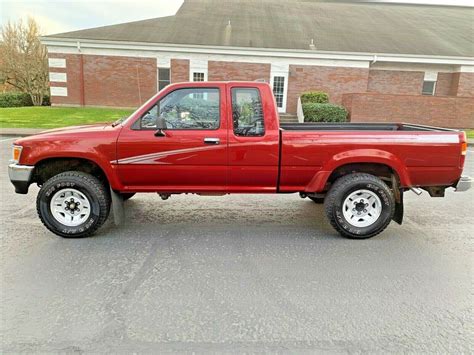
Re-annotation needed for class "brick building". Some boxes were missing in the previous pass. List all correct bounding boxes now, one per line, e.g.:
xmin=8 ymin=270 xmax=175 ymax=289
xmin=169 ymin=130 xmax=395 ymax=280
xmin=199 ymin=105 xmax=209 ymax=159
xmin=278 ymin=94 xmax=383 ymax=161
xmin=41 ymin=0 xmax=473 ymax=128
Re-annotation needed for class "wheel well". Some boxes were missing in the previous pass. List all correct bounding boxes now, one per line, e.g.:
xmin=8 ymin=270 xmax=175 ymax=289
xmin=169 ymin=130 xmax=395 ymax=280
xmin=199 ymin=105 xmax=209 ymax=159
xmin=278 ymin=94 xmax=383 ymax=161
xmin=328 ymin=163 xmax=399 ymax=188
xmin=33 ymin=158 xmax=109 ymax=187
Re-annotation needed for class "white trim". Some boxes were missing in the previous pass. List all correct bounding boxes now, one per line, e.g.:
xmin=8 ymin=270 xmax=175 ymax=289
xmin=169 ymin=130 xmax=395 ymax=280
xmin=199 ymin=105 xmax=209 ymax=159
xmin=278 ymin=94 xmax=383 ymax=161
xmin=45 ymin=45 xmax=370 ymax=69
xmin=189 ymin=59 xmax=208 ymax=81
xmin=41 ymin=37 xmax=474 ymax=66
xmin=49 ymin=72 xmax=67 ymax=82
xmin=270 ymin=63 xmax=289 ymax=113
xmin=424 ymin=71 xmax=438 ymax=81
xmin=48 ymin=58 xmax=66 ymax=68
xmin=157 ymin=57 xmax=171 ymax=68
xmin=459 ymin=65 xmax=474 ymax=73
xmin=50 ymin=87 xmax=68 ymax=97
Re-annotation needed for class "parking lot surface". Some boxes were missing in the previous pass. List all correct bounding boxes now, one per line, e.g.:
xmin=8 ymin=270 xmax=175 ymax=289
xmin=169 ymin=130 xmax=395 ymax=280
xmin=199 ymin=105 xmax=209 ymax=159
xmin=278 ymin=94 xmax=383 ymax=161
xmin=1 ymin=135 xmax=473 ymax=353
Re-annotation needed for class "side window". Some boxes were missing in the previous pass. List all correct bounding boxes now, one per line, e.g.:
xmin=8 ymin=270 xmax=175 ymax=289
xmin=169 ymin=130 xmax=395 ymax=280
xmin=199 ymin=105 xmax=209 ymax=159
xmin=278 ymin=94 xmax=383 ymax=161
xmin=139 ymin=88 xmax=220 ymax=130
xmin=231 ymin=88 xmax=265 ymax=137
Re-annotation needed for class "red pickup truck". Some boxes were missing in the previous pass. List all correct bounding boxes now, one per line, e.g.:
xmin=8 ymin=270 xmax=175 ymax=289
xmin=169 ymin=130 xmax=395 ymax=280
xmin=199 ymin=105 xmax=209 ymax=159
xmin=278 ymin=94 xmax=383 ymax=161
xmin=9 ymin=81 xmax=471 ymax=239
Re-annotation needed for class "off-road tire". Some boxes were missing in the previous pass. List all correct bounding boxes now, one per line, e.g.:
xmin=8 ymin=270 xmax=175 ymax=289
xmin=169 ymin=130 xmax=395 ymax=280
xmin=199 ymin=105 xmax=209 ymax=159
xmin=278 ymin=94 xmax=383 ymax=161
xmin=324 ymin=173 xmax=395 ymax=239
xmin=309 ymin=196 xmax=325 ymax=204
xmin=37 ymin=171 xmax=110 ymax=238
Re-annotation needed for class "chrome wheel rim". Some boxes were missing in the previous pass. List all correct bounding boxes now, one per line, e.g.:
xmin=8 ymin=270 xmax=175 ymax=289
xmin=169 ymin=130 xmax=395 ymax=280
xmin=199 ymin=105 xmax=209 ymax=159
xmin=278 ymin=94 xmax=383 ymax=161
xmin=342 ymin=189 xmax=382 ymax=228
xmin=50 ymin=188 xmax=91 ymax=227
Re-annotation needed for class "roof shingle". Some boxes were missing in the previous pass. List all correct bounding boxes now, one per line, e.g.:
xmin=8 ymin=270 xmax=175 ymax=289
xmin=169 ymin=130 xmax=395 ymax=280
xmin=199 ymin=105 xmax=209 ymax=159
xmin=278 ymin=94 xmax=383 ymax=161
xmin=45 ymin=0 xmax=474 ymax=57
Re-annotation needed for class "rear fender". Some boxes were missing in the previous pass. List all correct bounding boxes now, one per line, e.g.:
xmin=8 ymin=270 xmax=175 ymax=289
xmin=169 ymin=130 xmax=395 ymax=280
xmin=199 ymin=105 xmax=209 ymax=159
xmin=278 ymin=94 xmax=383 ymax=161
xmin=304 ymin=149 xmax=411 ymax=192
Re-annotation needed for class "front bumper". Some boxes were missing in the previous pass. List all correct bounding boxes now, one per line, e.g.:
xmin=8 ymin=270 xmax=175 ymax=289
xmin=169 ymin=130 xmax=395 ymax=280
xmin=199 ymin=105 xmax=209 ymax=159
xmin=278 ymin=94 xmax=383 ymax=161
xmin=8 ymin=164 xmax=34 ymax=194
xmin=455 ymin=176 xmax=473 ymax=192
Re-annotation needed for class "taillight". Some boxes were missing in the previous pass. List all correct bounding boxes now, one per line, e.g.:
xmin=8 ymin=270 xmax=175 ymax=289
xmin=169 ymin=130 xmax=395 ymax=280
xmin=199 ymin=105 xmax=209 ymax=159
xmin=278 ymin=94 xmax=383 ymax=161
xmin=461 ymin=142 xmax=467 ymax=156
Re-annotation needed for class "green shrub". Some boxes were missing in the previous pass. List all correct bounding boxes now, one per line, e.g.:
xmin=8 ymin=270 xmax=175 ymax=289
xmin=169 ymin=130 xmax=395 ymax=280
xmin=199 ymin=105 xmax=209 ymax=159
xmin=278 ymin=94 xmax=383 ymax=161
xmin=42 ymin=95 xmax=51 ymax=106
xmin=0 ymin=92 xmax=33 ymax=108
xmin=300 ymin=91 xmax=329 ymax=104
xmin=303 ymin=103 xmax=348 ymax=123
xmin=0 ymin=92 xmax=51 ymax=107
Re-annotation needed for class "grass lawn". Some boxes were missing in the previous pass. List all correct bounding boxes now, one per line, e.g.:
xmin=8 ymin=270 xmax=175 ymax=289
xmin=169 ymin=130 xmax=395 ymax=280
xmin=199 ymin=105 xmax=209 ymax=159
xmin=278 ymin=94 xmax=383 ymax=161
xmin=0 ymin=106 xmax=134 ymax=129
xmin=465 ymin=130 xmax=474 ymax=139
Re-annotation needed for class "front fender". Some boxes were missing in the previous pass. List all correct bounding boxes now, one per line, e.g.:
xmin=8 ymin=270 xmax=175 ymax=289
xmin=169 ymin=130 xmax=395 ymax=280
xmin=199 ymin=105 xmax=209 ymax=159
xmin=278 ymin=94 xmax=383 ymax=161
xmin=304 ymin=149 xmax=411 ymax=192
xmin=25 ymin=149 xmax=123 ymax=190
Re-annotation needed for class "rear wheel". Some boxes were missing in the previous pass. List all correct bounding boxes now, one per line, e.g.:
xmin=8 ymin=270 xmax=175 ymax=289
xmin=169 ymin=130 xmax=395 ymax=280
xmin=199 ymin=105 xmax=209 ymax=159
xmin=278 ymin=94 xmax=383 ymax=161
xmin=324 ymin=173 xmax=395 ymax=239
xmin=37 ymin=171 xmax=110 ymax=238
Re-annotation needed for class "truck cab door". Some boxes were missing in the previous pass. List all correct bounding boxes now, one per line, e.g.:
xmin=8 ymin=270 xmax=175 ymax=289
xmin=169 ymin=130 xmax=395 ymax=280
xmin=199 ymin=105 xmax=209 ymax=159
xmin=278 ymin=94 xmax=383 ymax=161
xmin=227 ymin=85 xmax=280 ymax=192
xmin=116 ymin=85 xmax=228 ymax=192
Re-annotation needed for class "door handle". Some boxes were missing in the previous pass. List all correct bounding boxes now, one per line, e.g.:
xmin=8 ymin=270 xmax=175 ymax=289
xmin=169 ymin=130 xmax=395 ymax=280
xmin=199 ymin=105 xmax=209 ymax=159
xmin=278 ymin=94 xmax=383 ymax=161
xmin=204 ymin=138 xmax=220 ymax=145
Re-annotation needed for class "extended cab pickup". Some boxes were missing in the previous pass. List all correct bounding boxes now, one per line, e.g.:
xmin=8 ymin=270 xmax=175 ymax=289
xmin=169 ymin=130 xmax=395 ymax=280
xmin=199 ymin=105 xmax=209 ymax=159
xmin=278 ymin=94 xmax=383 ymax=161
xmin=8 ymin=81 xmax=472 ymax=239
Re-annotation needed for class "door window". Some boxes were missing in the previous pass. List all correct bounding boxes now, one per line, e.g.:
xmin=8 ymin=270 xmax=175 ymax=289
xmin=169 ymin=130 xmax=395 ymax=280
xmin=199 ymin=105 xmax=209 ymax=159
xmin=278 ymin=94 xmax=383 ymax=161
xmin=138 ymin=88 xmax=220 ymax=130
xmin=231 ymin=88 xmax=265 ymax=137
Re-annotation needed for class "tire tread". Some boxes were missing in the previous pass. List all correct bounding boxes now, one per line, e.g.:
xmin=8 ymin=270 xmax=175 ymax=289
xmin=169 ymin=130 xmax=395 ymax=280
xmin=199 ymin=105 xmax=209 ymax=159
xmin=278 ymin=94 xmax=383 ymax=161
xmin=324 ymin=173 xmax=395 ymax=239
xmin=36 ymin=171 xmax=110 ymax=238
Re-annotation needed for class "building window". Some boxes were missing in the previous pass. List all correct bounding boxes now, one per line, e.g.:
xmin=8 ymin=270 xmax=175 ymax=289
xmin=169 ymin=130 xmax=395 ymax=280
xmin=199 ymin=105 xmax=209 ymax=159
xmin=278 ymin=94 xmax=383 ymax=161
xmin=158 ymin=68 xmax=170 ymax=91
xmin=272 ymin=76 xmax=285 ymax=108
xmin=193 ymin=72 xmax=205 ymax=82
xmin=231 ymin=88 xmax=265 ymax=137
xmin=422 ymin=80 xmax=436 ymax=95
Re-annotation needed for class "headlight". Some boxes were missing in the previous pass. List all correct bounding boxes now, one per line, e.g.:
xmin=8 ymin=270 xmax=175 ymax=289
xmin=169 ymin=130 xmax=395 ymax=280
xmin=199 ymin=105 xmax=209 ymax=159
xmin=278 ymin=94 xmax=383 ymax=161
xmin=11 ymin=145 xmax=23 ymax=164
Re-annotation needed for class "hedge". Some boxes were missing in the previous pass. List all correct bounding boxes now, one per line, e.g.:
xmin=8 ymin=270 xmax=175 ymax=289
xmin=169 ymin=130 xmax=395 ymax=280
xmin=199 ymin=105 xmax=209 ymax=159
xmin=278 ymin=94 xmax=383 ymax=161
xmin=303 ymin=103 xmax=348 ymax=123
xmin=0 ymin=92 xmax=50 ymax=107
xmin=300 ymin=91 xmax=329 ymax=104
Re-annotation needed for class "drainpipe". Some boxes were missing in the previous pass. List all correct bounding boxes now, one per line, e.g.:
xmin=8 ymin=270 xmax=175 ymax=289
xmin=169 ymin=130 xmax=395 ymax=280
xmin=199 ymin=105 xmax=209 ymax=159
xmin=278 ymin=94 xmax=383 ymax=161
xmin=77 ymin=41 xmax=85 ymax=107
xmin=371 ymin=54 xmax=378 ymax=65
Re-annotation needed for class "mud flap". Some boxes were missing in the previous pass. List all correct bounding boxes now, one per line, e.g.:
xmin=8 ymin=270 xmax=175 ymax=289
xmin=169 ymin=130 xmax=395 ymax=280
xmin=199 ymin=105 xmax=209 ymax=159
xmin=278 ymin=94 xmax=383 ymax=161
xmin=110 ymin=188 xmax=124 ymax=226
xmin=393 ymin=189 xmax=404 ymax=225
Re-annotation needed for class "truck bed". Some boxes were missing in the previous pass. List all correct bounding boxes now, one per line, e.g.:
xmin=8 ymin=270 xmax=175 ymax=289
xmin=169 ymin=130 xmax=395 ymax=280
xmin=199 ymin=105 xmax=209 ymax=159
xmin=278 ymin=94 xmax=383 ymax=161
xmin=280 ymin=122 xmax=458 ymax=132
xmin=278 ymin=123 xmax=464 ymax=193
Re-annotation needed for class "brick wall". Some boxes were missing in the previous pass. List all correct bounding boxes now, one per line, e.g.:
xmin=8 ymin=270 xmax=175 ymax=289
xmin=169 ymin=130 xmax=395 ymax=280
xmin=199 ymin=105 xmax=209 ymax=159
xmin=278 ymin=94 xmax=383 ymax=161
xmin=367 ymin=69 xmax=424 ymax=95
xmin=456 ymin=72 xmax=474 ymax=97
xmin=435 ymin=72 xmax=455 ymax=96
xmin=208 ymin=61 xmax=271 ymax=81
xmin=48 ymin=53 xmax=82 ymax=106
xmin=83 ymin=55 xmax=156 ymax=107
xmin=49 ymin=54 xmax=157 ymax=107
xmin=342 ymin=93 xmax=474 ymax=129
xmin=171 ymin=59 xmax=190 ymax=83
xmin=287 ymin=65 xmax=369 ymax=114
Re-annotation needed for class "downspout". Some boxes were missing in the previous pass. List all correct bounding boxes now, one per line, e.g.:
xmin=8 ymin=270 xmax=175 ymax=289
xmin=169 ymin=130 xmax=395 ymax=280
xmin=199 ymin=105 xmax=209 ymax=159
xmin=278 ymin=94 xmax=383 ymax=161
xmin=77 ymin=41 xmax=85 ymax=107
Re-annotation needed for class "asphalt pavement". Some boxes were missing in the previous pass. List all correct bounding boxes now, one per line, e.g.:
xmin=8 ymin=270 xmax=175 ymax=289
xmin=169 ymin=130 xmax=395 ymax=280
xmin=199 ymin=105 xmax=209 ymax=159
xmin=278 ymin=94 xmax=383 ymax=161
xmin=1 ymin=135 xmax=473 ymax=353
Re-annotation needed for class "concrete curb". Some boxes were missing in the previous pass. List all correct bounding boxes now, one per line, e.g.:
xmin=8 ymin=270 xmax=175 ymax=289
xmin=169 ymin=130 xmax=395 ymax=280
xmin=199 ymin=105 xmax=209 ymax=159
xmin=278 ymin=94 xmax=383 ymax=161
xmin=0 ymin=128 xmax=44 ymax=136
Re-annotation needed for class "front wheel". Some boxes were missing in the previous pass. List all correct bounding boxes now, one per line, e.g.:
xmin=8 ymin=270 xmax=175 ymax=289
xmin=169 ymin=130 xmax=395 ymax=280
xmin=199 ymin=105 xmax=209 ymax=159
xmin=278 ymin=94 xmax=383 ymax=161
xmin=36 ymin=171 xmax=110 ymax=238
xmin=324 ymin=173 xmax=395 ymax=239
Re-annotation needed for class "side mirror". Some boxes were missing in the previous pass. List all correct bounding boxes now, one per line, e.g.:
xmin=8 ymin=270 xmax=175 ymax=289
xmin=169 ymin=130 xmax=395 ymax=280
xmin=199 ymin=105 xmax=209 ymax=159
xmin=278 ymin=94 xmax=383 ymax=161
xmin=154 ymin=117 xmax=167 ymax=137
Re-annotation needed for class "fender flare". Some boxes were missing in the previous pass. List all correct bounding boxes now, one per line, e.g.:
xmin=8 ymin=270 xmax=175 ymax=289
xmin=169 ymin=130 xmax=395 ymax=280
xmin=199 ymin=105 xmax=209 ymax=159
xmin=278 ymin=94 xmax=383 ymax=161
xmin=304 ymin=149 xmax=411 ymax=192
xmin=30 ymin=152 xmax=123 ymax=190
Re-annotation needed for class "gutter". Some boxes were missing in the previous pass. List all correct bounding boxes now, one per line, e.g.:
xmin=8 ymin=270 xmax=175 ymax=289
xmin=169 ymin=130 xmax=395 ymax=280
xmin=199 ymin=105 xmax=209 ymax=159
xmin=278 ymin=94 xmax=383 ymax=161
xmin=40 ymin=36 xmax=474 ymax=66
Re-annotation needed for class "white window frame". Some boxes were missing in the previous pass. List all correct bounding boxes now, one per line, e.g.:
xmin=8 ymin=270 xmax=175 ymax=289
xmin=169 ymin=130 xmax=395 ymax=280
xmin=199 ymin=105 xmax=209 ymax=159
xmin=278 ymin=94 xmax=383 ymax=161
xmin=422 ymin=71 xmax=438 ymax=96
xmin=189 ymin=60 xmax=208 ymax=82
xmin=270 ymin=63 xmax=289 ymax=113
